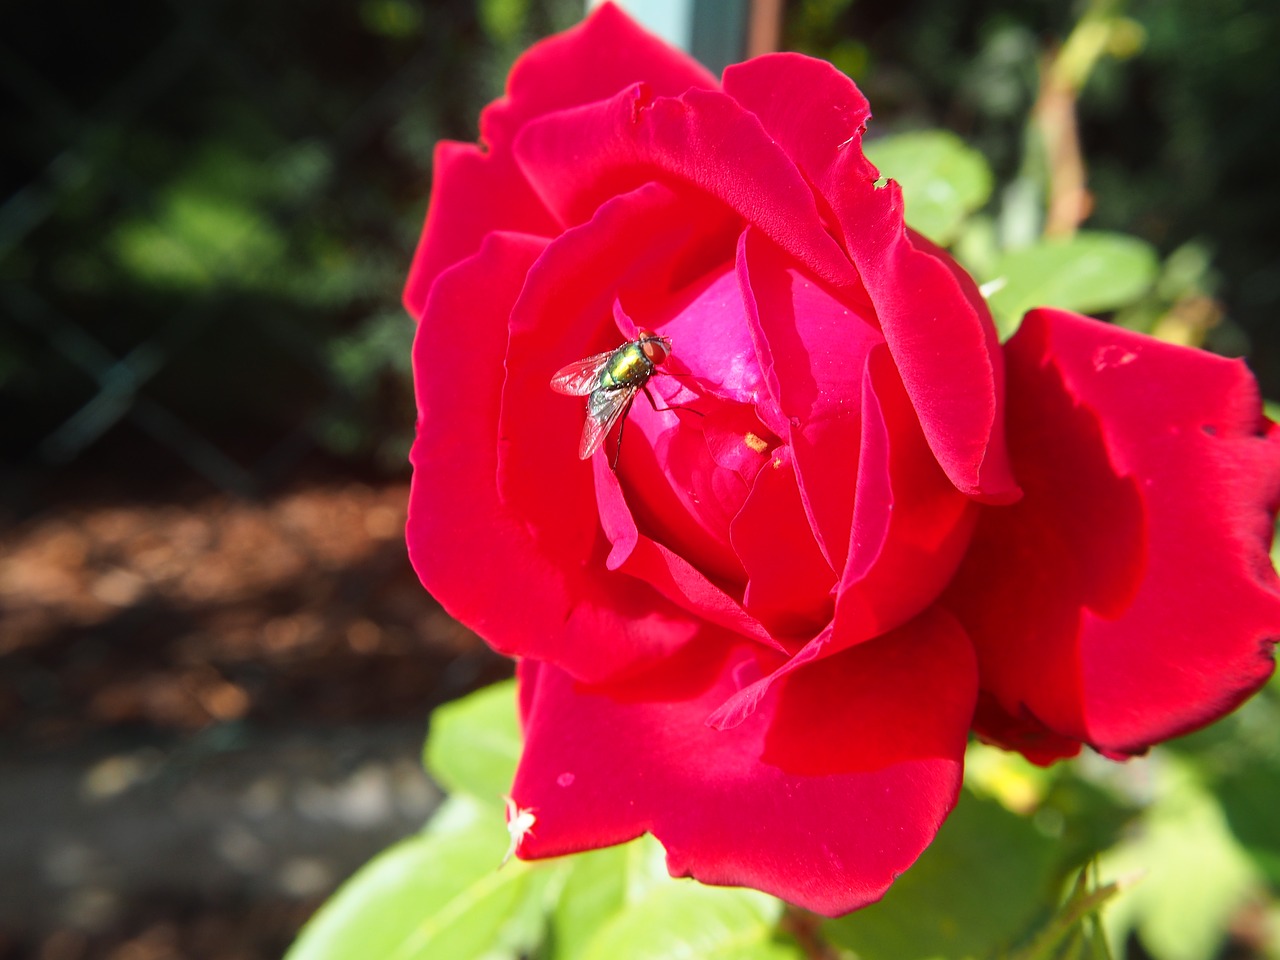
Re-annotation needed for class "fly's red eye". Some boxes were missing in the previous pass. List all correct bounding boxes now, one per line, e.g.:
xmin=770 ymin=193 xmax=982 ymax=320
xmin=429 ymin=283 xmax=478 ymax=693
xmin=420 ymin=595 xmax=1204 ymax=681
xmin=641 ymin=337 xmax=670 ymax=364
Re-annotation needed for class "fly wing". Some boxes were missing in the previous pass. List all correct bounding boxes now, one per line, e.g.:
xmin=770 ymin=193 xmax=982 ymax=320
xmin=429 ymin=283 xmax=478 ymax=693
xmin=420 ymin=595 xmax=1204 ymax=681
xmin=550 ymin=351 xmax=613 ymax=396
xmin=579 ymin=386 xmax=636 ymax=460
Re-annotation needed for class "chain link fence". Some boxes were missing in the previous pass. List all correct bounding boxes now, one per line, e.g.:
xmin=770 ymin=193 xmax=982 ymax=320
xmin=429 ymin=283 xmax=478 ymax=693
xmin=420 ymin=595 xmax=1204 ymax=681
xmin=0 ymin=8 xmax=569 ymax=954
xmin=9 ymin=0 xmax=1276 ymax=523
xmin=0 ymin=0 xmax=583 ymax=515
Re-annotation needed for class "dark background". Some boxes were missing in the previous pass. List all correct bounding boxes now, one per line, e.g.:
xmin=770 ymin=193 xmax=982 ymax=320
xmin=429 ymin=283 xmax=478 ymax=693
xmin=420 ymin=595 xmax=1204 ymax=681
xmin=1 ymin=0 xmax=1277 ymax=957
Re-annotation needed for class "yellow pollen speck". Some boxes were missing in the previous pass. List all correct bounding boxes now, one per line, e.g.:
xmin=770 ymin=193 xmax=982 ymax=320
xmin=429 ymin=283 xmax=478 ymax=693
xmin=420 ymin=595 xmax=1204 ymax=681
xmin=743 ymin=432 xmax=768 ymax=454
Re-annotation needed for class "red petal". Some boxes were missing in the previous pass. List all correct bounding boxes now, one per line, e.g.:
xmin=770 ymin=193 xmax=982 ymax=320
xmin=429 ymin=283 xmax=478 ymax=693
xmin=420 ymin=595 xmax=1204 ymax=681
xmin=722 ymin=54 xmax=1018 ymax=503
xmin=731 ymin=444 xmax=837 ymax=638
xmin=498 ymin=181 xmax=733 ymax=566
xmin=720 ymin=53 xmax=871 ymax=194
xmin=835 ymin=345 xmax=979 ymax=647
xmin=510 ymin=607 xmax=976 ymax=917
xmin=602 ymin=399 xmax=750 ymax=588
xmin=593 ymin=454 xmax=780 ymax=650
xmin=651 ymin=263 xmax=769 ymax=409
xmin=403 ymin=141 xmax=558 ymax=320
xmin=408 ymin=233 xmax=699 ymax=682
xmin=949 ymin=309 xmax=1280 ymax=757
xmin=512 ymin=83 xmax=858 ymax=286
xmin=706 ymin=346 xmax=976 ymax=730
xmin=407 ymin=2 xmax=718 ymax=320
xmin=738 ymin=227 xmax=879 ymax=570
xmin=610 ymin=268 xmax=765 ymax=580
xmin=480 ymin=1 xmax=718 ymax=153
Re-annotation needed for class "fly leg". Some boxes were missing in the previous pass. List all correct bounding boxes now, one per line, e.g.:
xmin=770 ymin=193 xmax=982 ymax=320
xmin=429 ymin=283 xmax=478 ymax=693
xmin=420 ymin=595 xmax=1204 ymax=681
xmin=610 ymin=397 xmax=635 ymax=471
xmin=611 ymin=387 xmax=702 ymax=471
xmin=642 ymin=384 xmax=704 ymax=418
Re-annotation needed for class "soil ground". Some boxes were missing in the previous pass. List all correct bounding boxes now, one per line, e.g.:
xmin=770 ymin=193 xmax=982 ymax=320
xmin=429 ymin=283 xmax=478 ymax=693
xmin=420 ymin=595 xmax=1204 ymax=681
xmin=0 ymin=474 xmax=511 ymax=959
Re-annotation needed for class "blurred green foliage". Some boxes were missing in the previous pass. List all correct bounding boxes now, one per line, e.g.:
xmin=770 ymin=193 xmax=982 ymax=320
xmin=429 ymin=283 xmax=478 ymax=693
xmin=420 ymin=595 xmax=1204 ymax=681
xmin=790 ymin=0 xmax=1280 ymax=388
xmin=3 ymin=0 xmax=1276 ymax=492
xmin=291 ymin=678 xmax=807 ymax=960
xmin=297 ymin=672 xmax=1280 ymax=959
xmin=5 ymin=2 xmax=1275 ymax=955
xmin=0 ymin=0 xmax=577 ymax=488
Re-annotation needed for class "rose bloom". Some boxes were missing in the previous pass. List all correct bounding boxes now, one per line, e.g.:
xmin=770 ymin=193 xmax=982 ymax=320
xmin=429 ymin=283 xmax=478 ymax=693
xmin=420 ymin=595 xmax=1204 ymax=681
xmin=404 ymin=3 xmax=1280 ymax=916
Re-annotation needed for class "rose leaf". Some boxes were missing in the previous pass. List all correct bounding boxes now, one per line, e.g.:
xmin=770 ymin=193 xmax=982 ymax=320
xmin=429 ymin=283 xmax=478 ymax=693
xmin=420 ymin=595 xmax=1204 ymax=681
xmin=1219 ymin=754 xmax=1280 ymax=887
xmin=423 ymin=678 xmax=521 ymax=810
xmin=1098 ymin=758 xmax=1258 ymax=960
xmin=822 ymin=789 xmax=1058 ymax=960
xmin=285 ymin=794 xmax=556 ymax=960
xmin=548 ymin=834 xmax=674 ymax=959
xmin=863 ymin=129 xmax=995 ymax=247
xmin=984 ymin=232 xmax=1159 ymax=337
xmin=573 ymin=876 xmax=802 ymax=960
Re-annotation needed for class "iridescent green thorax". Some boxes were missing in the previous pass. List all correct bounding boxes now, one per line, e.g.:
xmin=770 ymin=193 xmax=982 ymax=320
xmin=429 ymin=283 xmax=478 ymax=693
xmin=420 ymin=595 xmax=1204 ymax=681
xmin=599 ymin=341 xmax=653 ymax=391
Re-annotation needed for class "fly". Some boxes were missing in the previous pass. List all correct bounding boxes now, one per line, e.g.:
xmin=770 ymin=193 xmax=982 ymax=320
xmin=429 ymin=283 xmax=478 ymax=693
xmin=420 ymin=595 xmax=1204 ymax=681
xmin=550 ymin=331 xmax=673 ymax=469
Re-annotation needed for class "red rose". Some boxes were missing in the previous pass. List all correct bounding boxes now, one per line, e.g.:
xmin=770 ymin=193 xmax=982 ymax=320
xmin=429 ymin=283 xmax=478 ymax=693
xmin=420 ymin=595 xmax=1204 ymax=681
xmin=405 ymin=3 xmax=1280 ymax=916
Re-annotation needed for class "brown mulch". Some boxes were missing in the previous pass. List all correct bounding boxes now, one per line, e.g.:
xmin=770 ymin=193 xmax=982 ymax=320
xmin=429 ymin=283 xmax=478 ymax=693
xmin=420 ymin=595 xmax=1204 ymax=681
xmin=0 ymin=480 xmax=508 ymax=747
xmin=0 ymin=478 xmax=511 ymax=960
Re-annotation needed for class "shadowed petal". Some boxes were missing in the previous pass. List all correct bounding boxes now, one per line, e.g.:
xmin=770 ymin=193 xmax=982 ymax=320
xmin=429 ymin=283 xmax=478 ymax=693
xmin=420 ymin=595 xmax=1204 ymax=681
xmin=409 ymin=232 xmax=700 ymax=683
xmin=404 ymin=141 xmax=558 ymax=320
xmin=948 ymin=309 xmax=1280 ymax=758
xmin=722 ymin=54 xmax=1018 ymax=503
xmin=510 ymin=607 xmax=977 ymax=917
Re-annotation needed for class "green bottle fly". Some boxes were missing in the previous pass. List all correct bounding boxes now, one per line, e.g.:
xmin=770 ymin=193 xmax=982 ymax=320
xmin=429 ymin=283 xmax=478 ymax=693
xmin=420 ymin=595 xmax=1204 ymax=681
xmin=550 ymin=331 xmax=673 ymax=468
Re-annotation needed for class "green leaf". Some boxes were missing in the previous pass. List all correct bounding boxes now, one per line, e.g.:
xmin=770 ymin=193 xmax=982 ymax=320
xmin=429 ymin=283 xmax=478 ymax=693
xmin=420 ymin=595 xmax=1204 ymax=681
xmin=824 ymin=790 xmax=1058 ymax=960
xmin=1011 ymin=866 xmax=1122 ymax=960
xmin=864 ymin=130 xmax=995 ymax=246
xmin=547 ymin=833 xmax=801 ymax=960
xmin=984 ymin=232 xmax=1159 ymax=337
xmin=1098 ymin=757 xmax=1258 ymax=960
xmin=575 ymin=878 xmax=800 ymax=960
xmin=549 ymin=835 xmax=672 ymax=959
xmin=1217 ymin=755 xmax=1280 ymax=886
xmin=285 ymin=795 xmax=555 ymax=960
xmin=423 ymin=679 xmax=521 ymax=808
xmin=1037 ymin=772 xmax=1138 ymax=872
xmin=112 ymin=190 xmax=287 ymax=291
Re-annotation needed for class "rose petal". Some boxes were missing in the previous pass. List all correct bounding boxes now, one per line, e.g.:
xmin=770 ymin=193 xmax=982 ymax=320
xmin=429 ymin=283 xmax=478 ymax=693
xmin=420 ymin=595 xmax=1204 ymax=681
xmin=731 ymin=444 xmax=837 ymax=638
xmin=720 ymin=54 xmax=871 ymax=200
xmin=512 ymin=82 xmax=859 ymax=287
xmin=612 ymin=394 xmax=749 ymax=586
xmin=706 ymin=346 xmax=977 ymax=729
xmin=722 ymin=54 xmax=1018 ymax=503
xmin=762 ymin=607 xmax=977 ymax=777
xmin=409 ymin=232 xmax=699 ymax=682
xmin=948 ymin=309 xmax=1280 ymax=758
xmin=604 ymin=264 xmax=771 ymax=574
xmin=403 ymin=141 xmax=558 ymax=320
xmin=971 ymin=691 xmax=1083 ymax=766
xmin=738 ymin=227 xmax=879 ymax=570
xmin=499 ymin=181 xmax=735 ymax=565
xmin=511 ymin=607 xmax=977 ymax=917
xmin=653 ymin=264 xmax=768 ymax=408
xmin=701 ymin=401 xmax=776 ymax=487
xmin=409 ymin=2 xmax=720 ymax=321
xmin=593 ymin=454 xmax=782 ymax=650
xmin=835 ymin=344 xmax=978 ymax=646
xmin=480 ymin=1 xmax=718 ymax=154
